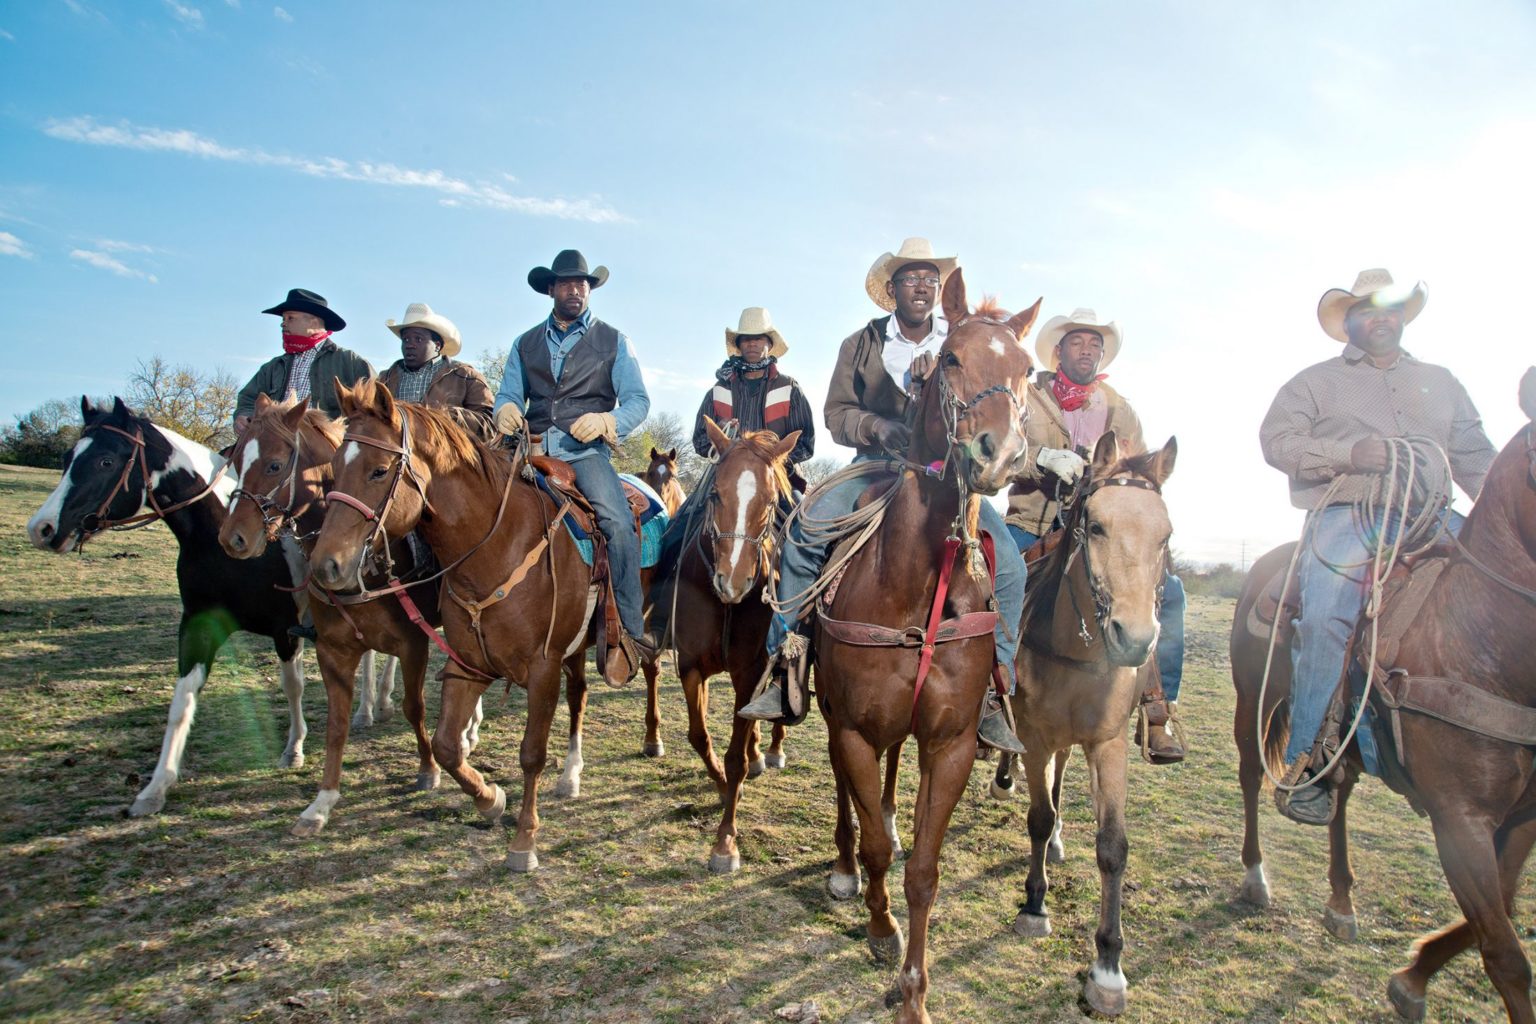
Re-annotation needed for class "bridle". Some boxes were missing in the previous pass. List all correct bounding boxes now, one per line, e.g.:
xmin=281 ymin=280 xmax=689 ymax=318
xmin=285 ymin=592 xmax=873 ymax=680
xmin=701 ymin=466 xmax=783 ymax=590
xmin=72 ymin=421 xmax=223 ymax=549
xmin=324 ymin=413 xmax=434 ymax=583
xmin=1060 ymin=471 xmax=1165 ymax=646
xmin=229 ymin=425 xmax=313 ymax=544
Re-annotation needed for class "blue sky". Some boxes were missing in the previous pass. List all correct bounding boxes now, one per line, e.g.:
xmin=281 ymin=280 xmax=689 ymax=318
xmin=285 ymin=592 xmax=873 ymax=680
xmin=3 ymin=0 xmax=1534 ymax=563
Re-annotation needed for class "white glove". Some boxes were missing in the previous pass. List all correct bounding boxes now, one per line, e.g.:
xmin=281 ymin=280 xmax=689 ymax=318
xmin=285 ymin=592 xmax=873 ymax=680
xmin=569 ymin=411 xmax=617 ymax=444
xmin=1036 ymin=446 xmax=1086 ymax=485
xmin=493 ymin=403 xmax=525 ymax=435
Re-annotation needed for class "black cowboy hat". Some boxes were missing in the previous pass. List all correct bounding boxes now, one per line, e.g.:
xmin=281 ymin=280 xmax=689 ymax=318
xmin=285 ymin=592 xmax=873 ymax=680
xmin=527 ymin=250 xmax=609 ymax=295
xmin=261 ymin=287 xmax=347 ymax=332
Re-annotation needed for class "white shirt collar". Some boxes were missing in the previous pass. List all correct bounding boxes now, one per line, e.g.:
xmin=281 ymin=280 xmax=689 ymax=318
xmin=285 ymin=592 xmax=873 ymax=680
xmin=882 ymin=314 xmax=947 ymax=395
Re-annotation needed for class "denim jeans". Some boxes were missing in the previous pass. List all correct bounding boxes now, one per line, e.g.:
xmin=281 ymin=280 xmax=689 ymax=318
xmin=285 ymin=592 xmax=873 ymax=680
xmin=1286 ymin=503 xmax=1463 ymax=765
xmin=1009 ymin=526 xmax=1186 ymax=700
xmin=570 ymin=454 xmax=644 ymax=637
xmin=767 ymin=457 xmax=1026 ymax=688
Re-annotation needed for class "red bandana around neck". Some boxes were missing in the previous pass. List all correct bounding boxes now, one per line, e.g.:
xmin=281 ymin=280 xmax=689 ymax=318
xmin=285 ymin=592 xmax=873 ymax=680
xmin=1051 ymin=371 xmax=1107 ymax=412
xmin=282 ymin=330 xmax=331 ymax=355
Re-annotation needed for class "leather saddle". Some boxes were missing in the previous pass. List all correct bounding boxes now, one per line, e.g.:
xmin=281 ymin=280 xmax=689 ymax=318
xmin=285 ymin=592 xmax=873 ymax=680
xmin=1246 ymin=562 xmax=1303 ymax=643
xmin=528 ymin=454 xmax=656 ymax=540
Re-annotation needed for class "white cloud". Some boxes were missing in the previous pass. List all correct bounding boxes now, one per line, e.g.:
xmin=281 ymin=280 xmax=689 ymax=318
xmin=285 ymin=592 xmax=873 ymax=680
xmin=273 ymin=6 xmax=292 ymax=22
xmin=0 ymin=28 xmax=15 ymax=42
xmin=0 ymin=231 xmax=33 ymax=259
xmin=42 ymin=115 xmax=629 ymax=223
xmin=96 ymin=238 xmax=157 ymax=253
xmin=224 ymin=0 xmax=240 ymax=6
xmin=70 ymin=248 xmax=158 ymax=282
xmin=62 ymin=0 xmax=108 ymax=21
xmin=163 ymin=0 xmax=204 ymax=28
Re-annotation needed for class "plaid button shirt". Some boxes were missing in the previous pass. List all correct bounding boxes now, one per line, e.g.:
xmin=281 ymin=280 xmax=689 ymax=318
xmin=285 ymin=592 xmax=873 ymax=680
xmin=284 ymin=347 xmax=321 ymax=403
xmin=393 ymin=357 xmax=441 ymax=404
xmin=1260 ymin=344 xmax=1497 ymax=509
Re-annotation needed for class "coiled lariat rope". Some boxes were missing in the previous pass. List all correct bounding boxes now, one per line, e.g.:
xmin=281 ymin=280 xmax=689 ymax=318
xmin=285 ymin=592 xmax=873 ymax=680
xmin=1257 ymin=436 xmax=1454 ymax=793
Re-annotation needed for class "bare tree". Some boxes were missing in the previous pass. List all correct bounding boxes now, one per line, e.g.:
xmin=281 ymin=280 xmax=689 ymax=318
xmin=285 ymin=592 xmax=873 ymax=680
xmin=797 ymin=455 xmax=844 ymax=488
xmin=126 ymin=357 xmax=240 ymax=450
xmin=477 ymin=347 xmax=508 ymax=395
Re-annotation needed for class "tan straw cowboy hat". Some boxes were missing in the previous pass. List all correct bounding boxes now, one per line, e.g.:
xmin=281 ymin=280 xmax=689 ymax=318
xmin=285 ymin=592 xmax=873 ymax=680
xmin=1035 ymin=308 xmax=1123 ymax=371
xmin=386 ymin=302 xmax=462 ymax=359
xmin=1316 ymin=268 xmax=1427 ymax=343
xmin=724 ymin=307 xmax=789 ymax=359
xmin=864 ymin=237 xmax=959 ymax=312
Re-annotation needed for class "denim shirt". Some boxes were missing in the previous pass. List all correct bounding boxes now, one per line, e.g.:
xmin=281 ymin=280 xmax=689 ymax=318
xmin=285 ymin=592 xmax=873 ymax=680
xmin=492 ymin=309 xmax=651 ymax=462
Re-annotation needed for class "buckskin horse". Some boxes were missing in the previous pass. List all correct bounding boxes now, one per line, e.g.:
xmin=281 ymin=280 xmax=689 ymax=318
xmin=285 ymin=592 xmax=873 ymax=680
xmin=25 ymin=397 xmax=313 ymax=816
xmin=310 ymin=378 xmax=634 ymax=871
xmin=813 ymin=269 xmax=1039 ymax=1024
xmin=218 ymin=394 xmax=478 ymax=836
xmin=1003 ymin=430 xmax=1178 ymax=1018
xmin=665 ymin=418 xmax=796 ymax=873
xmin=1232 ymin=369 xmax=1536 ymax=1023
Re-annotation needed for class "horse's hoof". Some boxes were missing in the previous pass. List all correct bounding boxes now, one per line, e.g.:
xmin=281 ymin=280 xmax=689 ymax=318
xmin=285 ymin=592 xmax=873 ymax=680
xmin=764 ymin=751 xmax=786 ymax=769
xmin=1083 ymin=972 xmax=1127 ymax=1017
xmin=128 ymin=793 xmax=165 ymax=818
xmin=479 ymin=785 xmax=506 ymax=823
xmin=868 ymin=926 xmax=905 ymax=965
xmin=554 ymin=777 xmax=581 ymax=800
xmin=747 ymin=756 xmax=766 ymax=779
xmin=1013 ymin=911 xmax=1051 ymax=938
xmin=350 ymin=712 xmax=373 ymax=731
xmin=1323 ymin=906 xmax=1358 ymax=942
xmin=1046 ymin=839 xmax=1065 ymax=864
xmin=415 ymin=770 xmax=440 ymax=792
xmin=1239 ymin=865 xmax=1271 ymax=907
xmin=374 ymin=703 xmax=394 ymax=725
xmin=989 ymin=778 xmax=1015 ymax=801
xmin=708 ymin=851 xmax=740 ymax=874
xmin=505 ymin=848 xmax=539 ymax=873
xmin=643 ymin=741 xmax=665 ymax=758
xmin=291 ymin=815 xmax=325 ymax=838
xmin=1387 ymin=973 xmax=1426 ymax=1022
xmin=828 ymin=871 xmax=862 ymax=900
xmin=279 ymin=750 xmax=304 ymax=770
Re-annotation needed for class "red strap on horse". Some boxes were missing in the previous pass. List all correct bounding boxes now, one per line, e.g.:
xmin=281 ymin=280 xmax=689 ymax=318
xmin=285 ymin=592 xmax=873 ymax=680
xmin=911 ymin=536 xmax=963 ymax=733
xmin=385 ymin=580 xmax=496 ymax=681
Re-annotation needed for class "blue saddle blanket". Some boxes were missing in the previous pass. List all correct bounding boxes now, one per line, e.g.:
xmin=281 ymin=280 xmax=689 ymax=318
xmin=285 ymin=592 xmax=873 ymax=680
xmin=532 ymin=471 xmax=669 ymax=569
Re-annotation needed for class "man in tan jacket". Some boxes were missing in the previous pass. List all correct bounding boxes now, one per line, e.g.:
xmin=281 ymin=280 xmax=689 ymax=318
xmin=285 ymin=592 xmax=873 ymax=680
xmin=1006 ymin=310 xmax=1187 ymax=763
xmin=378 ymin=303 xmax=494 ymax=433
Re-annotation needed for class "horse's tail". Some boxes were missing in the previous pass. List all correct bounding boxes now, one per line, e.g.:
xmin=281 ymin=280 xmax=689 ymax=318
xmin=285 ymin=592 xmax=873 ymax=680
xmin=1261 ymin=697 xmax=1290 ymax=784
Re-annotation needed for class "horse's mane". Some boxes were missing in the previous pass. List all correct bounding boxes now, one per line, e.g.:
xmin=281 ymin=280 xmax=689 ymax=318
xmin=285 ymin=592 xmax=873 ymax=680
xmin=256 ymin=398 xmax=344 ymax=448
xmin=968 ymin=296 xmax=1011 ymax=322
xmin=393 ymin=401 xmax=512 ymax=487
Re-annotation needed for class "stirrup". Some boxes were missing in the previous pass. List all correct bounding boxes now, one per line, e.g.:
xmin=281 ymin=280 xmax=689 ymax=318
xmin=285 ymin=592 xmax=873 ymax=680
xmin=1274 ymin=754 xmax=1337 ymax=826
xmin=978 ymin=691 xmax=1026 ymax=755
xmin=1135 ymin=700 xmax=1187 ymax=764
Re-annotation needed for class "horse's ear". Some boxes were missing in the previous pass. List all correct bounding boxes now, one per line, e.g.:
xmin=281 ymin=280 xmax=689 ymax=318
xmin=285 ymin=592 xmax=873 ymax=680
xmin=703 ymin=416 xmax=731 ymax=456
xmin=281 ymin=396 xmax=309 ymax=430
xmin=1520 ymin=367 xmax=1536 ymax=422
xmin=254 ymin=392 xmax=274 ymax=415
xmin=667 ymin=447 xmax=677 ymax=461
xmin=1146 ymin=436 xmax=1178 ymax=487
xmin=111 ymin=396 xmax=130 ymax=419
xmin=368 ymin=378 xmax=397 ymax=422
xmin=649 ymin=446 xmax=660 ymax=460
xmin=1091 ymin=429 xmax=1120 ymax=472
xmin=941 ymin=267 xmax=968 ymax=325
xmin=81 ymin=395 xmax=95 ymax=420
xmin=1007 ymin=297 xmax=1044 ymax=347
xmin=770 ymin=430 xmax=801 ymax=462
xmin=335 ymin=378 xmax=359 ymax=417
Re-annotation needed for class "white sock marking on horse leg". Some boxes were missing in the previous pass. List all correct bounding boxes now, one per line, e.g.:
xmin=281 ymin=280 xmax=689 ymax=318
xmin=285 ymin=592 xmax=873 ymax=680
xmin=375 ymin=654 xmax=396 ymax=722
xmin=462 ymin=695 xmax=484 ymax=757
xmin=132 ymin=664 xmax=206 ymax=814
xmin=1090 ymin=965 xmax=1128 ymax=992
xmin=1241 ymin=862 xmax=1270 ymax=904
xmin=278 ymin=654 xmax=306 ymax=767
xmin=556 ymin=733 xmax=584 ymax=797
xmin=884 ymin=809 xmax=902 ymax=854
xmin=299 ymin=787 xmax=341 ymax=827
xmin=353 ymin=650 xmax=377 ymax=728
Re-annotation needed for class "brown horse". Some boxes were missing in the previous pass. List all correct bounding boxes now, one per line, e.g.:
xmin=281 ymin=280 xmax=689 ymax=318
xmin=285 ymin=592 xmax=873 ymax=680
xmin=1004 ymin=431 xmax=1177 ymax=1017
xmin=815 ymin=269 xmax=1039 ymax=1024
xmin=309 ymin=379 xmax=599 ymax=872
xmin=643 ymin=446 xmax=686 ymax=517
xmin=219 ymin=394 xmax=477 ymax=836
xmin=1233 ymin=370 xmax=1536 ymax=1023
xmin=666 ymin=418 xmax=796 ymax=873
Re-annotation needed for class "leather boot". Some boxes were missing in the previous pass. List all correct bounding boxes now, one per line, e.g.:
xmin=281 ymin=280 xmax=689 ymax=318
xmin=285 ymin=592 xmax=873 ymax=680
xmin=977 ymin=691 xmax=1026 ymax=754
xmin=1139 ymin=698 xmax=1186 ymax=764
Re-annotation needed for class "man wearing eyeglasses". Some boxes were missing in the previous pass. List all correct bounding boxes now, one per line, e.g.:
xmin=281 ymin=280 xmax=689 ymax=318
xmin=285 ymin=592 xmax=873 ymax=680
xmin=740 ymin=238 xmax=1027 ymax=756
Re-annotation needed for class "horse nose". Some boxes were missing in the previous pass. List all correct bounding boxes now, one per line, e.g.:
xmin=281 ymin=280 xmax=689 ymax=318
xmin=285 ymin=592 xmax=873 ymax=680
xmin=316 ymin=557 xmax=342 ymax=588
xmin=28 ymin=519 xmax=55 ymax=548
xmin=974 ymin=430 xmax=997 ymax=462
xmin=1104 ymin=617 xmax=1155 ymax=666
xmin=228 ymin=530 xmax=246 ymax=554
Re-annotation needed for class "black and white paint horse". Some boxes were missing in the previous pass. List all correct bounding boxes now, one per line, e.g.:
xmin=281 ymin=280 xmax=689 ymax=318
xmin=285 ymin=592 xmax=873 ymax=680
xmin=26 ymin=397 xmax=322 ymax=816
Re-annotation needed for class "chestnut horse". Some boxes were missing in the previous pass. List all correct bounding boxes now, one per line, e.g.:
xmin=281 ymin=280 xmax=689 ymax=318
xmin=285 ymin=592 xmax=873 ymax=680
xmin=815 ymin=269 xmax=1039 ymax=1024
xmin=1004 ymin=431 xmax=1177 ymax=1018
xmin=667 ymin=419 xmax=796 ymax=873
xmin=311 ymin=379 xmax=624 ymax=871
xmin=643 ymin=446 xmax=686 ymax=517
xmin=218 ymin=394 xmax=482 ymax=836
xmin=1232 ymin=370 xmax=1536 ymax=1023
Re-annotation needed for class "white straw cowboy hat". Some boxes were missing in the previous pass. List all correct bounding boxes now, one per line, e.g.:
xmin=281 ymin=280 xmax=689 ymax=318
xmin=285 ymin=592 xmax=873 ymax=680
xmin=724 ymin=307 xmax=789 ymax=360
xmin=386 ymin=302 xmax=462 ymax=359
xmin=1035 ymin=309 xmax=1123 ymax=371
xmin=1316 ymin=268 xmax=1427 ymax=343
xmin=864 ymin=237 xmax=959 ymax=312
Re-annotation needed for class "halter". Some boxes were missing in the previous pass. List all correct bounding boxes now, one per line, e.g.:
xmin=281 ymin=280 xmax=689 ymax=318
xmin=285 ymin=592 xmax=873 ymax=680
xmin=325 ymin=413 xmax=434 ymax=584
xmin=228 ymin=425 xmax=310 ymax=544
xmin=1060 ymin=471 xmax=1165 ymax=646
xmin=73 ymin=421 xmax=224 ymax=549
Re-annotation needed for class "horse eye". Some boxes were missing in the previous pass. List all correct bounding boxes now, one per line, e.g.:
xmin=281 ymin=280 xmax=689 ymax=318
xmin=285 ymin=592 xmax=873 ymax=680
xmin=943 ymin=352 xmax=960 ymax=368
xmin=1089 ymin=521 xmax=1107 ymax=537
xmin=99 ymin=457 xmax=114 ymax=469
xmin=369 ymin=466 xmax=389 ymax=481
xmin=266 ymin=461 xmax=283 ymax=474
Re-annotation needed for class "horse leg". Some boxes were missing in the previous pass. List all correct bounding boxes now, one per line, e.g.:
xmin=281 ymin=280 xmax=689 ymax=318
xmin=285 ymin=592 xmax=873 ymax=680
xmin=895 ymin=734 xmax=976 ymax=1024
xmin=292 ymin=636 xmax=363 ymax=836
xmin=374 ymin=653 xmax=397 ymax=724
xmin=1013 ymin=748 xmax=1058 ymax=938
xmin=1080 ymin=737 xmax=1131 ymax=1017
xmin=277 ymin=645 xmax=307 ymax=768
xmin=1388 ymin=810 xmax=1536 ymax=1023
xmin=746 ymin=717 xmax=766 ymax=780
xmin=555 ymin=653 xmax=587 ymax=799
xmin=432 ymin=674 xmax=503 ymax=822
xmin=1323 ymin=769 xmax=1359 ymax=940
xmin=507 ymin=661 xmax=563 ymax=873
xmin=764 ymin=721 xmax=787 ymax=769
xmin=129 ymin=612 xmax=234 ymax=816
xmin=882 ymin=740 xmax=904 ymax=858
xmin=681 ymin=664 xmax=726 ymax=798
xmin=1048 ymin=749 xmax=1068 ymax=863
xmin=642 ymin=656 xmax=665 ymax=758
xmin=463 ymin=693 xmax=484 ymax=757
xmin=351 ymin=650 xmax=377 ymax=730
xmin=397 ymin=643 xmax=437 ymax=791
xmin=990 ymin=752 xmax=1016 ymax=801
xmin=830 ymin=724 xmax=902 ymax=965
xmin=1236 ymin=686 xmax=1271 ymax=907
xmin=828 ymin=724 xmax=861 ymax=900
xmin=709 ymin=677 xmax=756 ymax=873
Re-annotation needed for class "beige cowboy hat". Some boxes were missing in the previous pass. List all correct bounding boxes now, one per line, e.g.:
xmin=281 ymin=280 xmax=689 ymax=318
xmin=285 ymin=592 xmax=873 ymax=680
xmin=1316 ymin=268 xmax=1427 ymax=343
xmin=724 ymin=306 xmax=789 ymax=359
xmin=1035 ymin=308 xmax=1123 ymax=371
xmin=386 ymin=302 xmax=462 ymax=359
xmin=864 ymin=237 xmax=959 ymax=312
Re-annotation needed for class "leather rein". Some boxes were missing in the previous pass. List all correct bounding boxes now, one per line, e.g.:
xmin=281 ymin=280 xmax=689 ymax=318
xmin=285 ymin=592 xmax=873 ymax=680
xmin=1059 ymin=472 xmax=1166 ymax=648
xmin=73 ymin=421 xmax=226 ymax=550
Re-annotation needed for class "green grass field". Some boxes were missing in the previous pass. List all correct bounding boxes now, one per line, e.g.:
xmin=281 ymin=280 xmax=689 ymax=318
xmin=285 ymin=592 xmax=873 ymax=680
xmin=0 ymin=463 xmax=1523 ymax=1023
